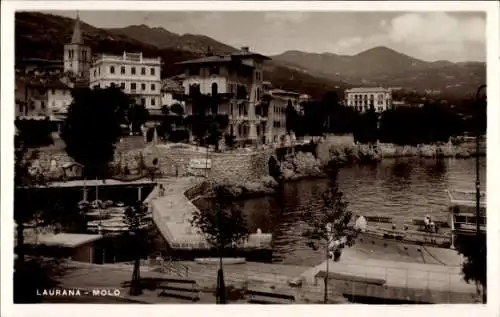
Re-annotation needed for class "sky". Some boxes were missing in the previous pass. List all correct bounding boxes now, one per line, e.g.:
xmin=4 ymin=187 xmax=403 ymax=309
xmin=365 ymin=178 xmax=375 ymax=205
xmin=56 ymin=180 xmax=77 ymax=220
xmin=46 ymin=11 xmax=486 ymax=62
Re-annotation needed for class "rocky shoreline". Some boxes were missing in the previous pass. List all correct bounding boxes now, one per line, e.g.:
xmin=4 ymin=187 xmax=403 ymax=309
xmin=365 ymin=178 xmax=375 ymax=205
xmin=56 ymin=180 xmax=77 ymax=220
xmin=317 ymin=141 xmax=485 ymax=166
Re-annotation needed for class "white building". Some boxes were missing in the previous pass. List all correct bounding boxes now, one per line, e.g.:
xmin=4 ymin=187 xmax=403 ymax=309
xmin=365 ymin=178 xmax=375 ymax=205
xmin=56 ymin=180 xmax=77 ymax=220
xmin=89 ymin=52 xmax=162 ymax=111
xmin=345 ymin=87 xmax=392 ymax=113
xmin=266 ymin=89 xmax=301 ymax=143
xmin=63 ymin=13 xmax=91 ymax=79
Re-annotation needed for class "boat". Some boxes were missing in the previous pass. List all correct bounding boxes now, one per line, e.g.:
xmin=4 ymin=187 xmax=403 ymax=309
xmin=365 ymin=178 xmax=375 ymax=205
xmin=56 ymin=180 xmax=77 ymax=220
xmin=446 ymin=189 xmax=486 ymax=242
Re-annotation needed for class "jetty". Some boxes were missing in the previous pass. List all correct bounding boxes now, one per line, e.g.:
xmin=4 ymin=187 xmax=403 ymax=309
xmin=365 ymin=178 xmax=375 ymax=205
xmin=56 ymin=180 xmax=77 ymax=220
xmin=149 ymin=177 xmax=272 ymax=252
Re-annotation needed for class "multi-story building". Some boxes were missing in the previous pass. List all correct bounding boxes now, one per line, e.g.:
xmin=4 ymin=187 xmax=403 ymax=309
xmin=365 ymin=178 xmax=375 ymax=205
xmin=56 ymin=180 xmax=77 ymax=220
xmin=89 ymin=52 xmax=162 ymax=112
xmin=15 ymin=77 xmax=72 ymax=120
xmin=177 ymin=46 xmax=271 ymax=145
xmin=64 ymin=13 xmax=92 ymax=79
xmin=265 ymin=89 xmax=301 ymax=143
xmin=345 ymin=87 xmax=392 ymax=113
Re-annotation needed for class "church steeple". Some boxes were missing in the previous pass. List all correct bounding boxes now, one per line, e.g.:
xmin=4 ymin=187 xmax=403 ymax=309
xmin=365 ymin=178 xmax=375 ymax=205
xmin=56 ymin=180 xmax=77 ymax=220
xmin=71 ymin=11 xmax=83 ymax=44
xmin=64 ymin=11 xmax=91 ymax=79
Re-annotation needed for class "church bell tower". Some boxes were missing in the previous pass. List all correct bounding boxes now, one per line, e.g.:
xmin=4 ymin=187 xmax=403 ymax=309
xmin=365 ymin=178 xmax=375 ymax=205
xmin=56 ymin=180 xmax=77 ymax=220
xmin=64 ymin=12 xmax=91 ymax=79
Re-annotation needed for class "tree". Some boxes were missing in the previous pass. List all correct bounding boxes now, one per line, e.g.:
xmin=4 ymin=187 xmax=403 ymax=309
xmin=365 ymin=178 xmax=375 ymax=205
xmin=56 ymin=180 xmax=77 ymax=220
xmin=302 ymin=167 xmax=354 ymax=303
xmin=190 ymin=185 xmax=250 ymax=304
xmin=170 ymin=103 xmax=185 ymax=116
xmin=224 ymin=133 xmax=236 ymax=150
xmin=454 ymin=233 xmax=486 ymax=303
xmin=127 ymin=103 xmax=149 ymax=134
xmin=206 ymin=120 xmax=223 ymax=152
xmin=61 ymin=87 xmax=130 ymax=178
xmin=123 ymin=201 xmax=153 ymax=296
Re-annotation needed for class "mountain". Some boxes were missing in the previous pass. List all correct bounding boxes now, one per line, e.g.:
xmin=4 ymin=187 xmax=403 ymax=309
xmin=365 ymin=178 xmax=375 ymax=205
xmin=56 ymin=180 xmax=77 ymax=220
xmin=15 ymin=12 xmax=347 ymax=98
xmin=272 ymin=47 xmax=485 ymax=96
xmin=15 ymin=12 xmax=484 ymax=99
xmin=106 ymin=25 xmax=237 ymax=55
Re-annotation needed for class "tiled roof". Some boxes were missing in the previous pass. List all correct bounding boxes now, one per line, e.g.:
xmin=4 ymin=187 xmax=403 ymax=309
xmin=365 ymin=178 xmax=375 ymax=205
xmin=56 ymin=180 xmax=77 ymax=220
xmin=346 ymin=87 xmax=391 ymax=93
xmin=177 ymin=50 xmax=271 ymax=65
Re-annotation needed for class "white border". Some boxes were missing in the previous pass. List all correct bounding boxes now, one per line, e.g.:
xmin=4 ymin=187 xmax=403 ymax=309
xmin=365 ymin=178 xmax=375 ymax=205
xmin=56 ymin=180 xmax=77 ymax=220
xmin=1 ymin=1 xmax=499 ymax=317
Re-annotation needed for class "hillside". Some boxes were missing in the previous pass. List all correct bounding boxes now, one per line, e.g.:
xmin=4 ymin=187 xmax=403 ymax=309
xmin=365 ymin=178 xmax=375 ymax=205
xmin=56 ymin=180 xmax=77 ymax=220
xmin=15 ymin=12 xmax=348 ymax=98
xmin=272 ymin=47 xmax=485 ymax=96
xmin=106 ymin=25 xmax=237 ymax=55
xmin=15 ymin=12 xmax=484 ymax=99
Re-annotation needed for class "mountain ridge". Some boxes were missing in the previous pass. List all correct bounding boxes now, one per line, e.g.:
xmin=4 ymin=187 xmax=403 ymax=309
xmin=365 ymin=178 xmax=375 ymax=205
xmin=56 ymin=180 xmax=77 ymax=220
xmin=15 ymin=12 xmax=485 ymax=98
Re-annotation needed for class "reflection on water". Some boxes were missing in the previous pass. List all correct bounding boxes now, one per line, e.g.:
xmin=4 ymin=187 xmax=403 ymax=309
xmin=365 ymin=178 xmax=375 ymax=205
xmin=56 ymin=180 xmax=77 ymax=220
xmin=226 ymin=158 xmax=486 ymax=266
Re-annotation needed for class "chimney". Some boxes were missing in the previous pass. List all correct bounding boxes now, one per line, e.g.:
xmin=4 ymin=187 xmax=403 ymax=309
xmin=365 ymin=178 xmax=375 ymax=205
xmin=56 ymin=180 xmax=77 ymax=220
xmin=241 ymin=46 xmax=249 ymax=53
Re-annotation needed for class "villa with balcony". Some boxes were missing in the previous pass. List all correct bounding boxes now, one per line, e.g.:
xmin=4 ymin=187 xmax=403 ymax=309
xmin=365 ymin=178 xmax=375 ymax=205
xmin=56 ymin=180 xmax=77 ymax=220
xmin=176 ymin=47 xmax=271 ymax=146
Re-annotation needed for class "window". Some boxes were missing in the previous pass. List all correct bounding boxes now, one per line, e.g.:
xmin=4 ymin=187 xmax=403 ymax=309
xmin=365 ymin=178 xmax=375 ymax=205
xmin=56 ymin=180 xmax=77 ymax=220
xmin=210 ymin=66 xmax=219 ymax=75
xmin=211 ymin=83 xmax=218 ymax=96
xmin=41 ymin=102 xmax=45 ymax=109
xmin=94 ymin=69 xmax=97 ymax=77
xmin=52 ymin=101 xmax=56 ymax=108
xmin=151 ymin=68 xmax=155 ymax=76
xmin=141 ymin=67 xmax=146 ymax=75
xmin=121 ymin=66 xmax=126 ymax=74
xmin=120 ymin=82 xmax=125 ymax=89
xmin=141 ymin=83 xmax=146 ymax=91
xmin=131 ymin=83 xmax=137 ymax=90
xmin=141 ymin=98 xmax=146 ymax=106
xmin=51 ymin=89 xmax=55 ymax=95
xmin=131 ymin=67 xmax=136 ymax=75
xmin=151 ymin=98 xmax=156 ymax=106
xmin=110 ymin=82 xmax=116 ymax=87
xmin=151 ymin=84 xmax=155 ymax=91
xmin=110 ymin=66 xmax=115 ymax=74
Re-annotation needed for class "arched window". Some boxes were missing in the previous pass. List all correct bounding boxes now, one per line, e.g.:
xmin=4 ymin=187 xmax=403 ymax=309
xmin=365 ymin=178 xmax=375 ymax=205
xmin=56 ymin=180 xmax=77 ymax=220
xmin=211 ymin=82 xmax=218 ymax=96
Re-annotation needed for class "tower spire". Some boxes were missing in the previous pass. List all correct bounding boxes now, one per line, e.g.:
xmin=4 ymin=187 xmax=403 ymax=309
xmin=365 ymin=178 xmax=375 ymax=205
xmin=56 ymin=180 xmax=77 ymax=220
xmin=71 ymin=11 xmax=83 ymax=44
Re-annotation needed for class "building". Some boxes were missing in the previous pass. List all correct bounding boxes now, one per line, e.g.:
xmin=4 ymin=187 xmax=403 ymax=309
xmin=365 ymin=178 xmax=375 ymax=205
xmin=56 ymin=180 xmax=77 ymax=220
xmin=19 ymin=230 xmax=104 ymax=264
xmin=15 ymin=76 xmax=73 ymax=120
xmin=345 ymin=87 xmax=392 ymax=113
xmin=161 ymin=78 xmax=185 ymax=109
xmin=89 ymin=51 xmax=162 ymax=112
xmin=176 ymin=46 xmax=271 ymax=145
xmin=64 ymin=12 xmax=92 ymax=79
xmin=266 ymin=89 xmax=301 ymax=143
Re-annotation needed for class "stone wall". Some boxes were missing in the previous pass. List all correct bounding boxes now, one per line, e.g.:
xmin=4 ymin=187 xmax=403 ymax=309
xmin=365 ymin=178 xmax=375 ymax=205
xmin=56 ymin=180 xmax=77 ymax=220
xmin=147 ymin=144 xmax=274 ymax=182
xmin=209 ymin=149 xmax=274 ymax=183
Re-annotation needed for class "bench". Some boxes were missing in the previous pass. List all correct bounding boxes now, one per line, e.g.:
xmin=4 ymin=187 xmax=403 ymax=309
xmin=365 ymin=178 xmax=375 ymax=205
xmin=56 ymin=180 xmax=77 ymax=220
xmin=246 ymin=289 xmax=295 ymax=304
xmin=157 ymin=277 xmax=200 ymax=302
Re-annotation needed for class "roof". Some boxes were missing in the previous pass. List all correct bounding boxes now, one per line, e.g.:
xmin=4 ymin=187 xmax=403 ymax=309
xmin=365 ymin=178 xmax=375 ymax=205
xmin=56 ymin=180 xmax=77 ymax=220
xmin=25 ymin=233 xmax=103 ymax=248
xmin=177 ymin=49 xmax=271 ymax=66
xmin=71 ymin=13 xmax=83 ymax=44
xmin=447 ymin=189 xmax=486 ymax=207
xmin=268 ymin=89 xmax=301 ymax=98
xmin=346 ymin=87 xmax=391 ymax=93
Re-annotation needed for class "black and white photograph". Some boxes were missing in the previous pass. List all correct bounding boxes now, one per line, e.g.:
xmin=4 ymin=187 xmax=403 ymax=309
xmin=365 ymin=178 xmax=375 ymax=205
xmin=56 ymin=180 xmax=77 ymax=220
xmin=1 ymin=1 xmax=499 ymax=315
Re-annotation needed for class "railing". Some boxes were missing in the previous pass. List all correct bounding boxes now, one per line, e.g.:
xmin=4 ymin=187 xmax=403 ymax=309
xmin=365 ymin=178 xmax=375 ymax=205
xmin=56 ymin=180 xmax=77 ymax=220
xmin=314 ymin=262 xmax=480 ymax=304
